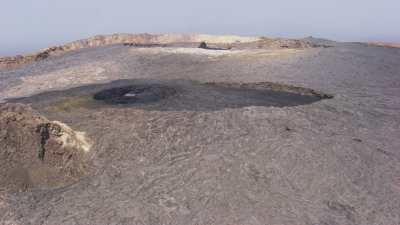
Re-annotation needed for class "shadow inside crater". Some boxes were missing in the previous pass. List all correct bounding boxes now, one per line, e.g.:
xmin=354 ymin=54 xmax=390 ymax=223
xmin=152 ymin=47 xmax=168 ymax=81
xmin=7 ymin=79 xmax=333 ymax=112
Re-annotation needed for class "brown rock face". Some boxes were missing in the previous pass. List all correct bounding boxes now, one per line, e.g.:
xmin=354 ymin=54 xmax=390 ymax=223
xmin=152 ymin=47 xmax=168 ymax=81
xmin=0 ymin=103 xmax=91 ymax=192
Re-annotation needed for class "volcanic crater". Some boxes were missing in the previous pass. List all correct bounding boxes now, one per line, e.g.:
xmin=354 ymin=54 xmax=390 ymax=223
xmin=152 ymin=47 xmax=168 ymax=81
xmin=9 ymin=79 xmax=333 ymax=112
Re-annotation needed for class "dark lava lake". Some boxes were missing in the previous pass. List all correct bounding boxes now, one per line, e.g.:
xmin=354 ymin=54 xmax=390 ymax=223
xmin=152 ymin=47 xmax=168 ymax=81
xmin=7 ymin=79 xmax=332 ymax=112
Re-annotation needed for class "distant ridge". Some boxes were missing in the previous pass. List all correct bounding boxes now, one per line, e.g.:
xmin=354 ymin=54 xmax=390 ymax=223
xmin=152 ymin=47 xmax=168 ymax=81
xmin=0 ymin=33 xmax=261 ymax=70
xmin=0 ymin=33 xmax=334 ymax=70
xmin=368 ymin=42 xmax=400 ymax=48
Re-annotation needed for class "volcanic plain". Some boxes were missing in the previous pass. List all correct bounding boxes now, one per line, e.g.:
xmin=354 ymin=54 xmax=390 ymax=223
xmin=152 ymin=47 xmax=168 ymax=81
xmin=1 ymin=34 xmax=400 ymax=225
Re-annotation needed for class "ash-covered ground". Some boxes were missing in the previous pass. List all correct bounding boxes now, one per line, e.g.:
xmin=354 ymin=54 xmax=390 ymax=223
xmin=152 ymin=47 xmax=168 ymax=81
xmin=0 ymin=35 xmax=400 ymax=225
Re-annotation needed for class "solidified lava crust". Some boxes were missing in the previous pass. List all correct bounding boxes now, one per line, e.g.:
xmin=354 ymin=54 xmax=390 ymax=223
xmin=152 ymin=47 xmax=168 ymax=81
xmin=93 ymin=85 xmax=177 ymax=105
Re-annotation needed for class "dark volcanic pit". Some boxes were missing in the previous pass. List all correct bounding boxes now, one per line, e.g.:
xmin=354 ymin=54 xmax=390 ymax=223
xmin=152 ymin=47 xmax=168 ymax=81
xmin=8 ymin=79 xmax=333 ymax=112
xmin=93 ymin=85 xmax=177 ymax=105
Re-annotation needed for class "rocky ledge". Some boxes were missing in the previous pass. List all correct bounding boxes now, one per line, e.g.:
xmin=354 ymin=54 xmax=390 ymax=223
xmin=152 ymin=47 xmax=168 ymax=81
xmin=0 ymin=103 xmax=92 ymax=192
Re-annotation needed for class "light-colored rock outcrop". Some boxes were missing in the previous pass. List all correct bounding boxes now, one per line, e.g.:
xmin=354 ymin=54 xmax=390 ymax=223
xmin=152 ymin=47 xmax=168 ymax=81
xmin=0 ymin=103 xmax=92 ymax=192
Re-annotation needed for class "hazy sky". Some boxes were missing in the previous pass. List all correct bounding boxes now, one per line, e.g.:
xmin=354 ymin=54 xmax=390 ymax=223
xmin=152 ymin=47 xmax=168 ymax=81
xmin=1 ymin=0 xmax=399 ymax=56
